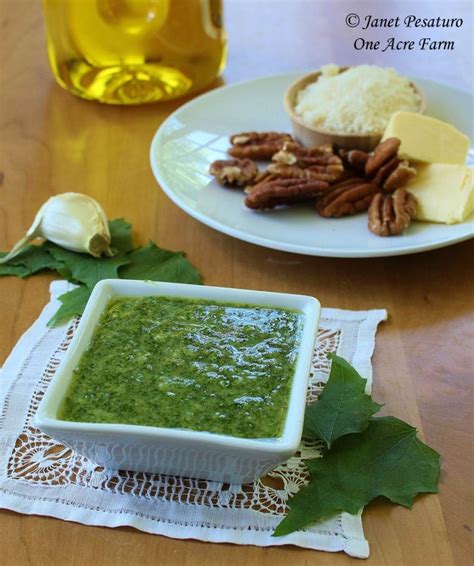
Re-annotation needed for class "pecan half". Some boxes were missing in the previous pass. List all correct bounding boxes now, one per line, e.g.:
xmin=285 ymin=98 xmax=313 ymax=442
xmin=272 ymin=142 xmax=335 ymax=167
xmin=228 ymin=132 xmax=294 ymax=160
xmin=339 ymin=148 xmax=369 ymax=173
xmin=315 ymin=180 xmax=380 ymax=217
xmin=364 ymin=138 xmax=416 ymax=191
xmin=365 ymin=137 xmax=401 ymax=176
xmin=267 ymin=155 xmax=344 ymax=184
xmin=209 ymin=158 xmax=258 ymax=187
xmin=243 ymin=171 xmax=279 ymax=193
xmin=271 ymin=142 xmax=344 ymax=183
xmin=371 ymin=156 xmax=401 ymax=187
xmin=382 ymin=160 xmax=417 ymax=192
xmin=245 ymin=178 xmax=330 ymax=210
xmin=368 ymin=189 xmax=418 ymax=236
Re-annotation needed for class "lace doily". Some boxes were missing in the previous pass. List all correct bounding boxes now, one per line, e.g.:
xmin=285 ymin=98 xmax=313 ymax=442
xmin=0 ymin=281 xmax=386 ymax=558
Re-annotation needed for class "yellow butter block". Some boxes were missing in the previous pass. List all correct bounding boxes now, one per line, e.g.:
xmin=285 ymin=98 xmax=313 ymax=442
xmin=383 ymin=111 xmax=470 ymax=164
xmin=406 ymin=164 xmax=473 ymax=224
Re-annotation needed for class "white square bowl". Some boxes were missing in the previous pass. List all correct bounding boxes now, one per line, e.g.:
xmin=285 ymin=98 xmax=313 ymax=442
xmin=35 ymin=279 xmax=320 ymax=484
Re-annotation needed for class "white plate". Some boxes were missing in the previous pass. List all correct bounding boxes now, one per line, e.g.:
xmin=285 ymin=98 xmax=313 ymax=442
xmin=150 ymin=73 xmax=473 ymax=258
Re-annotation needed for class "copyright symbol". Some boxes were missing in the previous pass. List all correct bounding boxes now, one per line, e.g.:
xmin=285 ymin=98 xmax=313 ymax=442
xmin=346 ymin=13 xmax=360 ymax=27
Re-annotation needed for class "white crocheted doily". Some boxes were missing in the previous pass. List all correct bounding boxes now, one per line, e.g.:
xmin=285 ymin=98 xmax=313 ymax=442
xmin=0 ymin=281 xmax=386 ymax=558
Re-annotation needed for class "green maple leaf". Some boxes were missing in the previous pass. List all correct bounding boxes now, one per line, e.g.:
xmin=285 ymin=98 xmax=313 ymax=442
xmin=108 ymin=218 xmax=134 ymax=254
xmin=47 ymin=219 xmax=134 ymax=286
xmin=0 ymin=259 xmax=29 ymax=277
xmin=47 ymin=285 xmax=91 ymax=327
xmin=44 ymin=219 xmax=134 ymax=289
xmin=0 ymin=245 xmax=65 ymax=277
xmin=119 ymin=242 xmax=202 ymax=285
xmin=0 ymin=219 xmax=132 ymax=280
xmin=304 ymin=354 xmax=382 ymax=448
xmin=274 ymin=416 xmax=441 ymax=536
xmin=45 ymin=244 xmax=131 ymax=289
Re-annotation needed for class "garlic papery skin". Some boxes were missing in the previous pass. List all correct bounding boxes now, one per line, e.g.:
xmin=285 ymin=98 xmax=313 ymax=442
xmin=0 ymin=193 xmax=113 ymax=264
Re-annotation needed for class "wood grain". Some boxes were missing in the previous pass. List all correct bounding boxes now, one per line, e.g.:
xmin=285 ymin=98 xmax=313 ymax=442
xmin=1 ymin=1 xmax=472 ymax=564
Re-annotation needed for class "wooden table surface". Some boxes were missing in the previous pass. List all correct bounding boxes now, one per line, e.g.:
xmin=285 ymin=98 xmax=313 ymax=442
xmin=1 ymin=1 xmax=473 ymax=565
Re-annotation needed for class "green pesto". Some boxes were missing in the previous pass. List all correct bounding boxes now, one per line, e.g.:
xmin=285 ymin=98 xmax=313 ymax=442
xmin=60 ymin=296 xmax=303 ymax=438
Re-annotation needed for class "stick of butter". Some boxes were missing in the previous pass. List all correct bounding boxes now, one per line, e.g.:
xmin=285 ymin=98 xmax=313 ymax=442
xmin=383 ymin=111 xmax=470 ymax=164
xmin=406 ymin=164 xmax=473 ymax=224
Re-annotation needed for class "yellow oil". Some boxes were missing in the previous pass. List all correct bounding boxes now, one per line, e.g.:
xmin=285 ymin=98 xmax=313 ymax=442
xmin=42 ymin=0 xmax=226 ymax=104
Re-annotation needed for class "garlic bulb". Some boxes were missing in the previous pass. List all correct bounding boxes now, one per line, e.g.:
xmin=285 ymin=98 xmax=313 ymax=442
xmin=0 ymin=193 xmax=113 ymax=263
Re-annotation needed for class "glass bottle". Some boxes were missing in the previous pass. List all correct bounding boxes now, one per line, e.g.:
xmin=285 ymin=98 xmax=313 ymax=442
xmin=42 ymin=0 xmax=226 ymax=104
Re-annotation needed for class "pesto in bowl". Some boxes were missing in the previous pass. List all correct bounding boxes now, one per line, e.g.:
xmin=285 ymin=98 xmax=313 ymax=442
xmin=60 ymin=296 xmax=303 ymax=439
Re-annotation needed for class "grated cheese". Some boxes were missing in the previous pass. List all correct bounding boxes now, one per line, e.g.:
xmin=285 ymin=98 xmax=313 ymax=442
xmin=295 ymin=65 xmax=421 ymax=134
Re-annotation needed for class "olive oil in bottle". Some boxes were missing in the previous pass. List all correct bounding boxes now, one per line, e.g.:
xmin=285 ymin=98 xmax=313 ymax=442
xmin=42 ymin=0 xmax=226 ymax=104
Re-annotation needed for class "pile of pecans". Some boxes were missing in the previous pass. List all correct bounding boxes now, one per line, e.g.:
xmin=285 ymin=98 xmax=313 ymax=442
xmin=209 ymin=132 xmax=419 ymax=237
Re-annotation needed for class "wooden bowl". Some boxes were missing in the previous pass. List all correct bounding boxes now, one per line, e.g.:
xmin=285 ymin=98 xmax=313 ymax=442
xmin=284 ymin=68 xmax=426 ymax=151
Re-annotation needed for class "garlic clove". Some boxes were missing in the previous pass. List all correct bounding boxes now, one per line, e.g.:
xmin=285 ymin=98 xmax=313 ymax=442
xmin=39 ymin=193 xmax=113 ymax=257
xmin=0 ymin=193 xmax=113 ymax=264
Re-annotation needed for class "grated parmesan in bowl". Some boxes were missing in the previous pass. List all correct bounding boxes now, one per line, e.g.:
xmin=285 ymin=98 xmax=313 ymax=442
xmin=294 ymin=65 xmax=422 ymax=135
